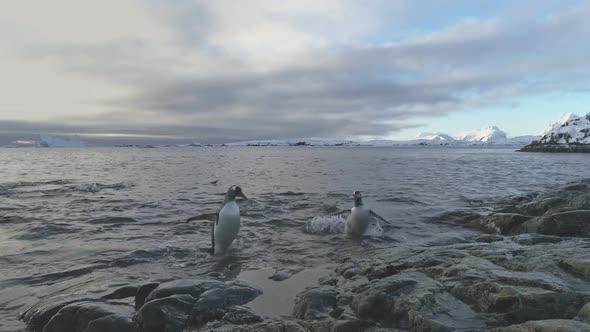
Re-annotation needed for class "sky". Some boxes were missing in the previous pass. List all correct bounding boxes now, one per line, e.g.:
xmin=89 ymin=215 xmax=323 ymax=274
xmin=1 ymin=0 xmax=589 ymax=144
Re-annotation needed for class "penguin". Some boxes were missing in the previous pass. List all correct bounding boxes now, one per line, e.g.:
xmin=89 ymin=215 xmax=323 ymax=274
xmin=333 ymin=191 xmax=388 ymax=236
xmin=186 ymin=185 xmax=247 ymax=255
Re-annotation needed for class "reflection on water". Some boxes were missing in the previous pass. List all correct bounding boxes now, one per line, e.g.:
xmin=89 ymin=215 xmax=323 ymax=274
xmin=0 ymin=146 xmax=589 ymax=330
xmin=239 ymin=267 xmax=333 ymax=318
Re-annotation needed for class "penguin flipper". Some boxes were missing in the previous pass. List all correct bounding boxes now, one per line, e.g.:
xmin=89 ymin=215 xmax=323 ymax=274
xmin=370 ymin=210 xmax=389 ymax=223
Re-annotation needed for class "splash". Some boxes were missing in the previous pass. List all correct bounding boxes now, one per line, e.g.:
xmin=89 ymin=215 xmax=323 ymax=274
xmin=306 ymin=215 xmax=346 ymax=234
xmin=306 ymin=215 xmax=383 ymax=237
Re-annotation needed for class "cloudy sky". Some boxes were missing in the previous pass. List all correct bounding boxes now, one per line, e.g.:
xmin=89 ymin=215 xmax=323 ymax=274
xmin=1 ymin=0 xmax=589 ymax=144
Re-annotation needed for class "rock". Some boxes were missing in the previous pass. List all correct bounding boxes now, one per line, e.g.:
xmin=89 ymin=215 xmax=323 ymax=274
xmin=483 ymin=213 xmax=531 ymax=234
xmin=500 ymin=319 xmax=590 ymax=331
xmin=539 ymin=210 xmax=590 ymax=237
xmin=578 ymin=302 xmax=590 ymax=322
xmin=42 ymin=301 xmax=136 ymax=332
xmin=293 ymin=287 xmax=338 ymax=320
xmin=220 ymin=306 xmax=264 ymax=325
xmin=145 ymin=279 xmax=225 ymax=303
xmin=475 ymin=234 xmax=505 ymax=243
xmin=519 ymin=197 xmax=567 ymax=216
xmin=134 ymin=294 xmax=196 ymax=332
xmin=135 ymin=282 xmax=160 ymax=309
xmin=559 ymin=258 xmax=590 ymax=278
xmin=268 ymin=266 xmax=304 ymax=281
xmin=336 ymin=263 xmax=362 ymax=279
xmin=431 ymin=210 xmax=482 ymax=228
xmin=352 ymin=271 xmax=485 ymax=331
xmin=451 ymin=282 xmax=586 ymax=324
xmin=101 ymin=285 xmax=138 ymax=300
xmin=192 ymin=284 xmax=262 ymax=312
xmin=85 ymin=314 xmax=139 ymax=332
xmin=511 ymin=234 xmax=562 ymax=245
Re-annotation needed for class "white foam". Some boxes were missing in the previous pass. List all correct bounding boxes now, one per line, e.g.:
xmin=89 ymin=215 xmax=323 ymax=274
xmin=306 ymin=215 xmax=383 ymax=237
xmin=306 ymin=215 xmax=346 ymax=234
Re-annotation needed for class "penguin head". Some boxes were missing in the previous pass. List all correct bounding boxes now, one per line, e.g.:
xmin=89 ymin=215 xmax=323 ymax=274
xmin=353 ymin=191 xmax=363 ymax=206
xmin=228 ymin=185 xmax=248 ymax=200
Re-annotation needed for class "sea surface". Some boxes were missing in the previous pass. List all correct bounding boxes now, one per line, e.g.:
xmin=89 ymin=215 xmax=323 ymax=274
xmin=1 ymin=146 xmax=589 ymax=331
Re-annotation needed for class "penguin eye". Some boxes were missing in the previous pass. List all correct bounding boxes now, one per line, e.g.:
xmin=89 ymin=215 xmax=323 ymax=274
xmin=235 ymin=186 xmax=241 ymax=192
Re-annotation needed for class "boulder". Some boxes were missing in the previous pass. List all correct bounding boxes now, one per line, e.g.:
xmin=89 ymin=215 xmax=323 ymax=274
xmin=539 ymin=210 xmax=590 ymax=237
xmin=135 ymin=282 xmax=160 ymax=309
xmin=578 ymin=302 xmax=590 ymax=322
xmin=42 ymin=301 xmax=136 ymax=332
xmin=292 ymin=287 xmax=338 ymax=320
xmin=451 ymin=283 xmax=586 ymax=324
xmin=483 ymin=213 xmax=531 ymax=234
xmin=500 ymin=319 xmax=590 ymax=331
xmin=134 ymin=294 xmax=196 ymax=332
xmin=144 ymin=279 xmax=225 ymax=303
xmin=352 ymin=272 xmax=485 ymax=331
xmin=559 ymin=258 xmax=590 ymax=278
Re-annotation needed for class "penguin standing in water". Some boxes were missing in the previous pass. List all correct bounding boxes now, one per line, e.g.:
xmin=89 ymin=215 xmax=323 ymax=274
xmin=186 ymin=185 xmax=247 ymax=255
xmin=334 ymin=191 xmax=388 ymax=237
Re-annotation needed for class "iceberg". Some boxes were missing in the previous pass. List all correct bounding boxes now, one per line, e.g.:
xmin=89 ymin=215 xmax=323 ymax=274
xmin=35 ymin=134 xmax=83 ymax=148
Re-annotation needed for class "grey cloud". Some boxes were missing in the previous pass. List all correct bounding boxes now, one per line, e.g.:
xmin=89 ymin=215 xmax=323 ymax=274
xmin=10 ymin=2 xmax=590 ymax=143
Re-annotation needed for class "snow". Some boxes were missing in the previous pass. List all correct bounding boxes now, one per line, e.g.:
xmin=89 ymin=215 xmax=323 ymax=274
xmin=456 ymin=126 xmax=508 ymax=143
xmin=539 ymin=112 xmax=590 ymax=144
xmin=36 ymin=135 xmax=83 ymax=148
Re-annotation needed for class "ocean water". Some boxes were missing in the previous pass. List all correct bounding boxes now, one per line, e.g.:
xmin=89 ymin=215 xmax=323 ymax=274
xmin=0 ymin=146 xmax=589 ymax=330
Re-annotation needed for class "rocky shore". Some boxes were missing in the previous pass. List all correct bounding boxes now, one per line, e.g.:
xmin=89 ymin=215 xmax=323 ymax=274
xmin=21 ymin=180 xmax=590 ymax=331
xmin=519 ymin=142 xmax=590 ymax=153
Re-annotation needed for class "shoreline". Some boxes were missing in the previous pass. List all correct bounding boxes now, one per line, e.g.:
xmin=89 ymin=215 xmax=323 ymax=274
xmin=19 ymin=179 xmax=590 ymax=331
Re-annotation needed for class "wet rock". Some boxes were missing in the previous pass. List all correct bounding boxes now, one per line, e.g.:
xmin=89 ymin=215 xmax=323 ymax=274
xmin=559 ymin=258 xmax=590 ymax=278
xmin=539 ymin=210 xmax=590 ymax=237
xmin=352 ymin=271 xmax=485 ymax=331
xmin=21 ymin=297 xmax=93 ymax=332
xmin=191 ymin=318 xmax=306 ymax=332
xmin=42 ymin=301 xmax=135 ymax=332
xmin=101 ymin=285 xmax=138 ymax=300
xmin=219 ymin=306 xmax=264 ymax=325
xmin=134 ymin=294 xmax=196 ymax=332
xmin=475 ymin=234 xmax=505 ymax=243
xmin=451 ymin=282 xmax=586 ymax=324
xmin=268 ymin=266 xmax=304 ymax=281
xmin=293 ymin=287 xmax=339 ymax=320
xmin=519 ymin=197 xmax=567 ymax=216
xmin=483 ymin=213 xmax=531 ymax=234
xmin=578 ymin=302 xmax=590 ymax=322
xmin=432 ymin=210 xmax=482 ymax=228
xmin=336 ymin=263 xmax=362 ymax=279
xmin=511 ymin=234 xmax=562 ymax=245
xmin=192 ymin=283 xmax=262 ymax=312
xmin=500 ymin=319 xmax=590 ymax=331
xmin=135 ymin=282 xmax=160 ymax=309
xmin=144 ymin=279 xmax=225 ymax=303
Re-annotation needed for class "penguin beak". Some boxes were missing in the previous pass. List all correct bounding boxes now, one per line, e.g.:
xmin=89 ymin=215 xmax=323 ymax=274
xmin=238 ymin=192 xmax=248 ymax=200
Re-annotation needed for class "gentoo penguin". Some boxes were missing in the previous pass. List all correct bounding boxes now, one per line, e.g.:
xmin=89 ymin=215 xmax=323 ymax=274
xmin=186 ymin=185 xmax=247 ymax=255
xmin=334 ymin=191 xmax=388 ymax=236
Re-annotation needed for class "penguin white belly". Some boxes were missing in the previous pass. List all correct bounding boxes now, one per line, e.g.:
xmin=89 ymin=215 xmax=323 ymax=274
xmin=345 ymin=206 xmax=370 ymax=236
xmin=214 ymin=201 xmax=240 ymax=255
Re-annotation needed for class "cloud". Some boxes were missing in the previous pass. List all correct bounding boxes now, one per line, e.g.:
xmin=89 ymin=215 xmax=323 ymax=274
xmin=0 ymin=1 xmax=589 ymax=143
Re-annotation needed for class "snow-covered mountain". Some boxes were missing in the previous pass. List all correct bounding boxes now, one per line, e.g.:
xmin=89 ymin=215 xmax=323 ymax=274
xmin=538 ymin=112 xmax=590 ymax=144
xmin=456 ymin=126 xmax=508 ymax=143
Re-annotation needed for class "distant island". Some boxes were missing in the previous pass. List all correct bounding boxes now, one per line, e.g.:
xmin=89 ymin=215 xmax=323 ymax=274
xmin=520 ymin=112 xmax=590 ymax=153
